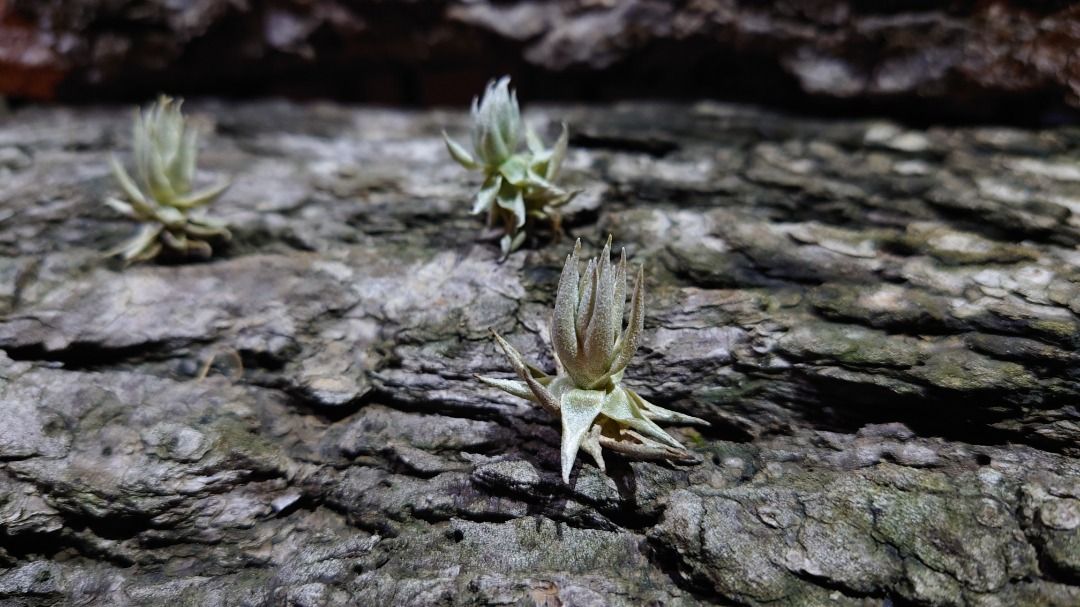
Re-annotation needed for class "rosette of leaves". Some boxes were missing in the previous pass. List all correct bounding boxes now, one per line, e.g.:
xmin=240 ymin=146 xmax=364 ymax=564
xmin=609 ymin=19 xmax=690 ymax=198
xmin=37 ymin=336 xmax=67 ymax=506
xmin=443 ymin=76 xmax=576 ymax=256
xmin=105 ymin=95 xmax=231 ymax=263
xmin=478 ymin=238 xmax=708 ymax=483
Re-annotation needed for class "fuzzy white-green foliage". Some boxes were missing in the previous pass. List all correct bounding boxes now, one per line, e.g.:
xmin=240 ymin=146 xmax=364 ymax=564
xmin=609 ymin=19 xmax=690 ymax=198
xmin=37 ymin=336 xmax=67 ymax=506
xmin=479 ymin=238 xmax=708 ymax=483
xmin=444 ymin=77 xmax=575 ymax=256
xmin=106 ymin=95 xmax=230 ymax=263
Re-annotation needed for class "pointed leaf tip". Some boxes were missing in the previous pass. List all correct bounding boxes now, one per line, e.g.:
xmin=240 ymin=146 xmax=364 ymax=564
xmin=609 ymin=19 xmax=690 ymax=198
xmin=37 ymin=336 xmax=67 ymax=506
xmin=547 ymin=122 xmax=569 ymax=181
xmin=443 ymin=131 xmax=477 ymax=168
xmin=559 ymin=389 xmax=604 ymax=484
xmin=492 ymin=331 xmax=559 ymax=415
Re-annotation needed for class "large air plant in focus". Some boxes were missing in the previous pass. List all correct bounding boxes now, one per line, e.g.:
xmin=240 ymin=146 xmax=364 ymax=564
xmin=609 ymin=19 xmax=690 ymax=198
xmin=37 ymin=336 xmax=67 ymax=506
xmin=444 ymin=77 xmax=576 ymax=257
xmin=105 ymin=95 xmax=231 ymax=263
xmin=478 ymin=238 xmax=708 ymax=483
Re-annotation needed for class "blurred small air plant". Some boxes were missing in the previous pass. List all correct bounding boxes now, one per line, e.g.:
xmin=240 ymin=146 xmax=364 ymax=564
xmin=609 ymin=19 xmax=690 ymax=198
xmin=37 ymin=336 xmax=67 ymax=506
xmin=478 ymin=237 xmax=708 ymax=483
xmin=105 ymin=95 xmax=231 ymax=263
xmin=443 ymin=77 xmax=577 ymax=257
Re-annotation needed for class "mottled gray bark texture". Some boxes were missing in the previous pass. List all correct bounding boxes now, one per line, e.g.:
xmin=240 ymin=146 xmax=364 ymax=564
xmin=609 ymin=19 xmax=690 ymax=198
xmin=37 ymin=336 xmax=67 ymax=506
xmin=1 ymin=1 xmax=1078 ymax=123
xmin=1 ymin=100 xmax=1080 ymax=606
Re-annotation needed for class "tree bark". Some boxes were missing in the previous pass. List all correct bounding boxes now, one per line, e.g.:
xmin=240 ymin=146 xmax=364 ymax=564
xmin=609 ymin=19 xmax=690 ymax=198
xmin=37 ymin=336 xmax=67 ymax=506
xmin=0 ymin=100 xmax=1078 ymax=605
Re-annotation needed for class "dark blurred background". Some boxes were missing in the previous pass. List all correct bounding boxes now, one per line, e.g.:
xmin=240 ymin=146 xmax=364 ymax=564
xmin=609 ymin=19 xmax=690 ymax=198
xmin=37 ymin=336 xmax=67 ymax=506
xmin=1 ymin=0 xmax=1078 ymax=125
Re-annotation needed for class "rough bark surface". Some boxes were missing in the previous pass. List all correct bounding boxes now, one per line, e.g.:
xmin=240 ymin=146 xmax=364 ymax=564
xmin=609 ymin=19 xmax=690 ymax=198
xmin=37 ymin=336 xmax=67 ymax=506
xmin=1 ymin=1 xmax=1079 ymax=123
xmin=1 ymin=100 xmax=1080 ymax=606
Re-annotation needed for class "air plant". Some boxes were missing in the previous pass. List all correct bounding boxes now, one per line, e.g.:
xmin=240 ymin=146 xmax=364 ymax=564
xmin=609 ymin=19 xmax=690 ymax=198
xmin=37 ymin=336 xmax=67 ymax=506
xmin=443 ymin=76 xmax=576 ymax=257
xmin=478 ymin=237 xmax=708 ymax=483
xmin=105 ymin=95 xmax=231 ymax=263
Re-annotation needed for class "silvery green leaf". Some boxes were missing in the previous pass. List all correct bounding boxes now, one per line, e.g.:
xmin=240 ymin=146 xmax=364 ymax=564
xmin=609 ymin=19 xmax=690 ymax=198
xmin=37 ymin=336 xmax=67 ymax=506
xmin=129 ymin=240 xmax=163 ymax=264
xmin=184 ymin=220 xmax=231 ymax=240
xmin=109 ymin=155 xmax=149 ymax=208
xmin=469 ymin=96 xmax=483 ymax=156
xmin=527 ymin=153 xmax=552 ymax=182
xmin=173 ymin=128 xmax=197 ymax=193
xmin=476 ymin=376 xmax=537 ymax=402
xmin=159 ymin=97 xmax=181 ymax=148
xmin=599 ymin=385 xmax=634 ymax=419
xmin=525 ymin=124 xmax=544 ymax=155
xmin=631 ymin=389 xmax=710 ymax=426
xmin=473 ymin=175 xmax=501 ymax=215
xmin=506 ymin=88 xmax=522 ymax=149
xmin=575 ymin=257 xmax=597 ymax=348
xmin=495 ymin=184 xmax=526 ymax=228
xmin=132 ymin=108 xmax=152 ymax=187
xmin=104 ymin=197 xmax=136 ymax=219
xmin=494 ymin=79 xmax=520 ymax=152
xmin=188 ymin=213 xmax=229 ymax=230
xmin=491 ymin=332 xmax=559 ymax=415
xmin=559 ymin=388 xmax=604 ymax=483
xmin=146 ymin=135 xmax=178 ymax=205
xmin=480 ymin=126 xmax=507 ymax=166
xmin=508 ymin=229 xmax=526 ymax=253
xmin=580 ymin=424 xmax=606 ymax=473
xmin=608 ymin=265 xmax=644 ymax=377
xmin=544 ymin=374 xmax=575 ymax=401
xmin=472 ymin=77 xmax=520 ymax=166
xmin=443 ymin=131 xmax=477 ymax=169
xmin=611 ymin=249 xmax=627 ymax=344
xmin=159 ymin=100 xmax=184 ymax=177
xmin=602 ymin=387 xmax=684 ymax=450
xmin=547 ymin=123 xmax=569 ymax=181
xmin=171 ymin=179 xmax=229 ymax=209
xmin=498 ymin=155 xmax=529 ymax=186
xmin=582 ymin=237 xmax=617 ymax=381
xmin=155 ymin=206 xmax=186 ymax=228
xmin=552 ymin=240 xmax=581 ymax=369
xmin=523 ymin=167 xmax=557 ymax=191
xmin=105 ymin=223 xmax=162 ymax=261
